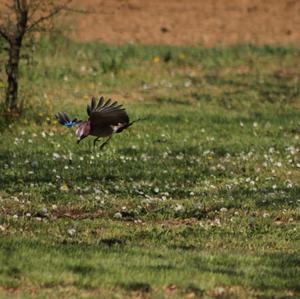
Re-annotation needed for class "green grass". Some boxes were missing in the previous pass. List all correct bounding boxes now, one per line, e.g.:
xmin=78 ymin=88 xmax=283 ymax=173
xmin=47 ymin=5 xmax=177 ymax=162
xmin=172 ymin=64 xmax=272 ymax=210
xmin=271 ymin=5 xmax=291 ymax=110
xmin=0 ymin=36 xmax=300 ymax=298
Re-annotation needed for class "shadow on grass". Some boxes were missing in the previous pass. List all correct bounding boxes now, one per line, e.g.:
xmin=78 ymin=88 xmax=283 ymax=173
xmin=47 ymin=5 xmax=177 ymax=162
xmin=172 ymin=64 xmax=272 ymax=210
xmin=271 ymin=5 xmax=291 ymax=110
xmin=119 ymin=282 xmax=152 ymax=293
xmin=0 ymin=238 xmax=299 ymax=294
xmin=67 ymin=264 xmax=96 ymax=275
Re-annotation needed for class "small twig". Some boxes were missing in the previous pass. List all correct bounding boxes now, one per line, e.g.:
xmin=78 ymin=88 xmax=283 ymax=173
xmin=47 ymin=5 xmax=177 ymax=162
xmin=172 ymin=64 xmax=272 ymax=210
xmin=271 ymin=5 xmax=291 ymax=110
xmin=63 ymin=6 xmax=92 ymax=14
xmin=26 ymin=6 xmax=65 ymax=32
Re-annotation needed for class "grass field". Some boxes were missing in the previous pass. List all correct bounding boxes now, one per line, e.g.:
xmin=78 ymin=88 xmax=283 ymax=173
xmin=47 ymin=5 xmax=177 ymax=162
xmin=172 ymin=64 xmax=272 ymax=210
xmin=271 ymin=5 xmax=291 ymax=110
xmin=0 ymin=36 xmax=300 ymax=298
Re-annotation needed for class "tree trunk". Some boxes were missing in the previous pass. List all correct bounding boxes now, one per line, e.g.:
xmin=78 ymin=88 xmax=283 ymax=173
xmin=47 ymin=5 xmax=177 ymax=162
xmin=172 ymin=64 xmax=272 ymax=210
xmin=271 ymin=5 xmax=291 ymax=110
xmin=5 ymin=40 xmax=21 ymax=111
xmin=4 ymin=1 xmax=28 ymax=113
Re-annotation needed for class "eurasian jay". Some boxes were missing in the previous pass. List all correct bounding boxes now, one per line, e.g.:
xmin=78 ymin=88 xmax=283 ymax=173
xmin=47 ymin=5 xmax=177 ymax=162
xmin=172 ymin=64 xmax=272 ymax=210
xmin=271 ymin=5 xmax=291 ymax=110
xmin=55 ymin=96 xmax=135 ymax=148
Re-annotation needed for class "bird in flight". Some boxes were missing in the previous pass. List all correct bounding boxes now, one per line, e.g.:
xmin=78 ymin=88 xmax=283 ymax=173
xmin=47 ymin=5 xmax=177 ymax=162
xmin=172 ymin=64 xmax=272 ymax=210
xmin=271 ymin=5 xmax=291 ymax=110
xmin=55 ymin=96 xmax=137 ymax=149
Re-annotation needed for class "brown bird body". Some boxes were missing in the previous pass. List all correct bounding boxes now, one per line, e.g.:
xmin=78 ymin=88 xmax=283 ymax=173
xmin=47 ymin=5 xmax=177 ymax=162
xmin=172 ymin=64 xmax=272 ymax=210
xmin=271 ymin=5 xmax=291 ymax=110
xmin=56 ymin=96 xmax=134 ymax=148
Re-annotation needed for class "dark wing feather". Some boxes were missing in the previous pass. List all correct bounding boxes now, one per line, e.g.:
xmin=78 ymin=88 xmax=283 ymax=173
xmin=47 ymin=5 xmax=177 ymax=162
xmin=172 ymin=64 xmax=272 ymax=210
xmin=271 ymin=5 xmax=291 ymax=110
xmin=91 ymin=97 xmax=96 ymax=111
xmin=103 ymin=98 xmax=112 ymax=108
xmin=87 ymin=96 xmax=97 ymax=116
xmin=90 ymin=110 xmax=129 ymax=128
xmin=95 ymin=96 xmax=104 ymax=110
xmin=88 ymin=97 xmax=129 ymax=128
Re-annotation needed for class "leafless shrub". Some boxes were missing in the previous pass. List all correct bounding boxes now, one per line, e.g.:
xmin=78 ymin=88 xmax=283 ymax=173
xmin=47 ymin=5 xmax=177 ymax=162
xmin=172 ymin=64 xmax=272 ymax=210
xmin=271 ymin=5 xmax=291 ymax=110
xmin=0 ymin=0 xmax=74 ymax=115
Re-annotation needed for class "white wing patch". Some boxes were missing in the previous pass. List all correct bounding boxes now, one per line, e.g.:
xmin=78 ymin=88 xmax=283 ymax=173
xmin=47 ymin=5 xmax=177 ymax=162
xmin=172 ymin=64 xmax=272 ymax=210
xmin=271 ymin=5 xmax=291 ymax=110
xmin=111 ymin=123 xmax=127 ymax=132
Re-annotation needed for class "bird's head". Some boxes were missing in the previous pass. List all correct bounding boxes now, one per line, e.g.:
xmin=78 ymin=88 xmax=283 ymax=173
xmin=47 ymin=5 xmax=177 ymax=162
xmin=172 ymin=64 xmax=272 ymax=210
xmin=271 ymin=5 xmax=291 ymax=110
xmin=75 ymin=121 xmax=90 ymax=144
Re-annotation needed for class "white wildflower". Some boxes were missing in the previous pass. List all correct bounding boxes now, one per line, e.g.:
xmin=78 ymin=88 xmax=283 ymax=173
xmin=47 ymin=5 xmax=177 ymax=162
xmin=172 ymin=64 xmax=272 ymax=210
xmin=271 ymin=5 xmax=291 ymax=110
xmin=53 ymin=153 xmax=60 ymax=159
xmin=174 ymin=204 xmax=184 ymax=212
xmin=262 ymin=212 xmax=269 ymax=218
xmin=113 ymin=212 xmax=122 ymax=219
xmin=67 ymin=228 xmax=76 ymax=236
xmin=184 ymin=80 xmax=192 ymax=88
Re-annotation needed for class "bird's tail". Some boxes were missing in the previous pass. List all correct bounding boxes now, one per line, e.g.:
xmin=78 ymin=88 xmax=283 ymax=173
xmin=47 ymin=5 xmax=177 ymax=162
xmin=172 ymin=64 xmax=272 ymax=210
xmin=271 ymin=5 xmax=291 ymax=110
xmin=128 ymin=116 xmax=149 ymax=127
xmin=115 ymin=116 xmax=149 ymax=133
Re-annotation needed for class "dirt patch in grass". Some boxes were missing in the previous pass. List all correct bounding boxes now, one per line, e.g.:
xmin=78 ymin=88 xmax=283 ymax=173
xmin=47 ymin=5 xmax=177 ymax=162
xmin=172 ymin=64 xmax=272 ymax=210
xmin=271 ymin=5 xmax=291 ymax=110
xmin=71 ymin=0 xmax=300 ymax=47
xmin=53 ymin=207 xmax=104 ymax=220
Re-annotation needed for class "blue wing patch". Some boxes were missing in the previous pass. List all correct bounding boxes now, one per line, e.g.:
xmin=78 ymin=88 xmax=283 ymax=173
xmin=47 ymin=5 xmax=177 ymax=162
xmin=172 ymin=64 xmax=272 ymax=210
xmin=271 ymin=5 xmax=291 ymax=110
xmin=55 ymin=112 xmax=80 ymax=128
xmin=64 ymin=121 xmax=77 ymax=128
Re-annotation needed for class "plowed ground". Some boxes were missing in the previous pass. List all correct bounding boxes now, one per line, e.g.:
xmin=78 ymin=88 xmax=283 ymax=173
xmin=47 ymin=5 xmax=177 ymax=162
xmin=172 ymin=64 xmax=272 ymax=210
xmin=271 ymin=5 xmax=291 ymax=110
xmin=72 ymin=0 xmax=300 ymax=46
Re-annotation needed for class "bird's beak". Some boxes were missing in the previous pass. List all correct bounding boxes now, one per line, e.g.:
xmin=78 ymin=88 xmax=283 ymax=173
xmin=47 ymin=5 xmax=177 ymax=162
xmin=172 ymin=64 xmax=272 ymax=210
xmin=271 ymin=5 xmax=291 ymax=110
xmin=77 ymin=139 xmax=81 ymax=144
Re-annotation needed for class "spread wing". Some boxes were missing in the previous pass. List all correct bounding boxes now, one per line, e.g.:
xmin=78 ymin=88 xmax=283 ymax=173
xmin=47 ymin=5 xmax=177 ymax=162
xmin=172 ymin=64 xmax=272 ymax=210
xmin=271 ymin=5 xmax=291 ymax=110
xmin=87 ymin=96 xmax=129 ymax=128
xmin=55 ymin=112 xmax=81 ymax=128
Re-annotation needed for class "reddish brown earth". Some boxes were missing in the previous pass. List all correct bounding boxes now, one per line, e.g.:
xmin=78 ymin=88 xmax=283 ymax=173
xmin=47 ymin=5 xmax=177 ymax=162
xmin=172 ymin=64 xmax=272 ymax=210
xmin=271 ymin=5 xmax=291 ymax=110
xmin=71 ymin=0 xmax=300 ymax=46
